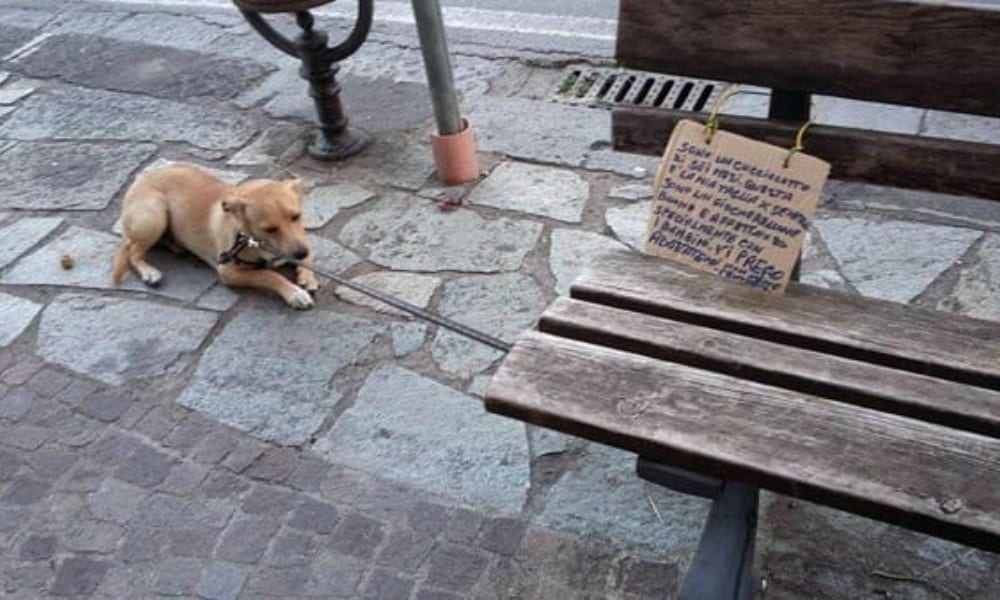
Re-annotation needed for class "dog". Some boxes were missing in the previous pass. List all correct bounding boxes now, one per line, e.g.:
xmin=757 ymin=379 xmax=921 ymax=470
xmin=112 ymin=163 xmax=320 ymax=309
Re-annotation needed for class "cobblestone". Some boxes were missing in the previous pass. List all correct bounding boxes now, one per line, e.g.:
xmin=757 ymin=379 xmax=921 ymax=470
xmin=266 ymin=529 xmax=319 ymax=567
xmin=241 ymin=483 xmax=296 ymax=516
xmin=50 ymin=557 xmax=109 ymax=596
xmin=363 ymin=569 xmax=415 ymax=600
xmin=425 ymin=544 xmax=490 ymax=592
xmin=216 ymin=516 xmax=280 ymax=564
xmin=1 ymin=475 xmax=49 ymax=504
xmin=376 ymin=530 xmax=436 ymax=572
xmin=114 ymin=445 xmax=175 ymax=488
xmin=196 ymin=561 xmax=248 ymax=600
xmin=19 ymin=535 xmax=56 ymax=561
xmin=166 ymin=526 xmax=219 ymax=558
xmin=0 ymin=425 xmax=52 ymax=451
xmin=289 ymin=497 xmax=341 ymax=534
xmin=328 ymin=512 xmax=385 ymax=559
xmin=78 ymin=390 xmax=132 ymax=423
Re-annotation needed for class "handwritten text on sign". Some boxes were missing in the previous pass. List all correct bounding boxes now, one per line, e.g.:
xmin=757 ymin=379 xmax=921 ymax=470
xmin=645 ymin=119 xmax=830 ymax=293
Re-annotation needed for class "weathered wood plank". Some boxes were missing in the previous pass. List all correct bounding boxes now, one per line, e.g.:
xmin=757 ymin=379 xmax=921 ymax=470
xmin=570 ymin=250 xmax=1000 ymax=389
xmin=485 ymin=332 xmax=1000 ymax=551
xmin=616 ymin=0 xmax=1000 ymax=116
xmin=612 ymin=107 xmax=1000 ymax=201
xmin=541 ymin=297 xmax=1000 ymax=437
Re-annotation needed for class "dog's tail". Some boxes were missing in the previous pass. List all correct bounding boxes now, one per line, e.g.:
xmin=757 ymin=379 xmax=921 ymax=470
xmin=111 ymin=240 xmax=132 ymax=286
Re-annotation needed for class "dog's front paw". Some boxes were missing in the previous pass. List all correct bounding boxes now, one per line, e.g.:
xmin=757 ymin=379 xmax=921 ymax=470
xmin=297 ymin=269 xmax=320 ymax=294
xmin=139 ymin=267 xmax=163 ymax=287
xmin=286 ymin=286 xmax=315 ymax=310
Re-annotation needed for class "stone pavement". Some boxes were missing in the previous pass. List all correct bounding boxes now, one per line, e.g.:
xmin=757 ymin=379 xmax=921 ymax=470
xmin=0 ymin=1 xmax=999 ymax=598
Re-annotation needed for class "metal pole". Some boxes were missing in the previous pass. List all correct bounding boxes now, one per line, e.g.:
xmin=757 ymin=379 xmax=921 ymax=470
xmin=410 ymin=0 xmax=464 ymax=135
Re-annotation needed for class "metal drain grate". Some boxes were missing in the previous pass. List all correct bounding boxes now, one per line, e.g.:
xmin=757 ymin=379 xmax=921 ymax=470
xmin=552 ymin=67 xmax=722 ymax=112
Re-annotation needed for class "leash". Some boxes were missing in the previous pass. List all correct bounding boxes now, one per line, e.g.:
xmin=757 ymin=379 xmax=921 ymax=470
xmin=219 ymin=234 xmax=513 ymax=353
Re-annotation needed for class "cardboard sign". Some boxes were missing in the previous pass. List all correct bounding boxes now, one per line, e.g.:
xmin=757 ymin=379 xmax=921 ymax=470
xmin=644 ymin=119 xmax=830 ymax=293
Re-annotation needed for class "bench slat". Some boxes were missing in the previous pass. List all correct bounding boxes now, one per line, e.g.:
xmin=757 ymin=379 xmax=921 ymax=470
xmin=612 ymin=107 xmax=1000 ymax=201
xmin=541 ymin=297 xmax=1000 ymax=437
xmin=485 ymin=332 xmax=1000 ymax=552
xmin=571 ymin=250 xmax=1000 ymax=390
xmin=617 ymin=0 xmax=1000 ymax=117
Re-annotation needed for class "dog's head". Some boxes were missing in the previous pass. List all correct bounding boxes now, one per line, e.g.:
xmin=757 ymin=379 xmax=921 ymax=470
xmin=223 ymin=177 xmax=310 ymax=260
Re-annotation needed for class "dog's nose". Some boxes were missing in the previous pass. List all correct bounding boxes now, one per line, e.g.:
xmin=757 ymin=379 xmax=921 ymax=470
xmin=292 ymin=246 xmax=309 ymax=260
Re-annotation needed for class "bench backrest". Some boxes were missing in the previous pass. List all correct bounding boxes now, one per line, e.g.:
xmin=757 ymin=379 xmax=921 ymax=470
xmin=614 ymin=0 xmax=1000 ymax=200
xmin=617 ymin=0 xmax=1000 ymax=117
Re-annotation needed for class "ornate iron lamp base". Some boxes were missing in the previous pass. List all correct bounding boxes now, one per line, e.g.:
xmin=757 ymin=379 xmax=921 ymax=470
xmin=236 ymin=1 xmax=373 ymax=161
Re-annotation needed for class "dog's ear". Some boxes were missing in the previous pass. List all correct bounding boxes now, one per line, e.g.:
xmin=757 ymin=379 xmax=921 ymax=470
xmin=221 ymin=197 xmax=246 ymax=215
xmin=285 ymin=177 xmax=304 ymax=196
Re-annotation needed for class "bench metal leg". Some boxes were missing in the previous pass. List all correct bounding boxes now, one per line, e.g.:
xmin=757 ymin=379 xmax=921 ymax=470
xmin=679 ymin=480 xmax=759 ymax=600
xmin=637 ymin=458 xmax=759 ymax=600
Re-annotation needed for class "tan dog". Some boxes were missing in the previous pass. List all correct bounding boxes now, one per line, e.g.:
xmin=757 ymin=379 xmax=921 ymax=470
xmin=112 ymin=164 xmax=320 ymax=309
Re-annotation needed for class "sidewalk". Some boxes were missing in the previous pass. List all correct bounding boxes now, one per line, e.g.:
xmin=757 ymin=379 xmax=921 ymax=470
xmin=0 ymin=1 xmax=998 ymax=598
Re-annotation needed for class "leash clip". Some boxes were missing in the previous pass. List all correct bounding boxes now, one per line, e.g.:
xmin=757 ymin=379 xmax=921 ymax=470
xmin=218 ymin=232 xmax=264 ymax=266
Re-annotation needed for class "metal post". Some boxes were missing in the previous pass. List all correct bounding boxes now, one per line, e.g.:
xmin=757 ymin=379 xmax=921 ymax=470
xmin=238 ymin=1 xmax=374 ymax=161
xmin=294 ymin=11 xmax=368 ymax=159
xmin=410 ymin=0 xmax=463 ymax=135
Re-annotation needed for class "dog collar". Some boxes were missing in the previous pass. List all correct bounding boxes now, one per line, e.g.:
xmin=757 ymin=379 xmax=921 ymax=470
xmin=218 ymin=232 xmax=268 ymax=268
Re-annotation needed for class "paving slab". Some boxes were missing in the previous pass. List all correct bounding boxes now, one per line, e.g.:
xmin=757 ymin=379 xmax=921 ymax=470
xmin=104 ymin=13 xmax=233 ymax=51
xmin=2 ymin=225 xmax=218 ymax=303
xmin=36 ymin=294 xmax=217 ymax=385
xmin=549 ymin=228 xmax=631 ymax=295
xmin=760 ymin=496 xmax=996 ymax=600
xmin=303 ymin=183 xmax=376 ymax=230
xmin=142 ymin=158 xmax=250 ymax=186
xmin=938 ymin=234 xmax=1000 ymax=322
xmin=314 ymin=366 xmax=530 ymax=514
xmin=609 ymin=184 xmax=654 ymax=201
xmin=0 ymin=291 xmax=41 ymax=347
xmin=0 ymin=10 xmax=51 ymax=30
xmin=923 ymin=111 xmax=1000 ymax=145
xmin=0 ymin=25 xmax=36 ymax=57
xmin=814 ymin=97 xmax=924 ymax=134
xmin=528 ymin=426 xmax=575 ymax=458
xmin=0 ymin=79 xmax=34 ymax=104
xmin=339 ymin=195 xmax=543 ymax=273
xmin=0 ymin=141 xmax=155 ymax=210
xmin=13 ymin=34 xmax=270 ymax=101
xmin=605 ymin=201 xmax=649 ymax=251
xmin=252 ymin=68 xmax=433 ymax=134
xmin=390 ymin=322 xmax=427 ymax=357
xmin=0 ymin=216 xmax=62 ymax=269
xmin=227 ymin=123 xmax=307 ymax=167
xmin=466 ymin=95 xmax=660 ymax=177
xmin=310 ymin=235 xmax=363 ymax=275
xmin=431 ymin=273 xmax=546 ymax=377
xmin=195 ymin=284 xmax=241 ymax=312
xmin=338 ymin=132 xmax=438 ymax=190
xmin=335 ymin=272 xmax=440 ymax=318
xmin=39 ymin=7 xmax=129 ymax=37
xmin=0 ymin=86 xmax=257 ymax=150
xmin=536 ymin=444 xmax=709 ymax=557
xmin=468 ymin=162 xmax=589 ymax=223
xmin=339 ymin=39 xmax=503 ymax=98
xmin=814 ymin=217 xmax=982 ymax=302
xmin=177 ymin=307 xmax=383 ymax=445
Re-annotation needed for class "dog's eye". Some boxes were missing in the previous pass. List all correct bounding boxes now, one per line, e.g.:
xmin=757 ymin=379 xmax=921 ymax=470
xmin=264 ymin=226 xmax=279 ymax=234
xmin=290 ymin=214 xmax=301 ymax=222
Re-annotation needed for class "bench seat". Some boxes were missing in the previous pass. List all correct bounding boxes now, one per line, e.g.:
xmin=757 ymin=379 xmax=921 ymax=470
xmin=485 ymin=250 xmax=1000 ymax=553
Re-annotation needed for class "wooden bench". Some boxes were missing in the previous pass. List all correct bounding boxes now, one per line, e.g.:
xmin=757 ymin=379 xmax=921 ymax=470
xmin=485 ymin=1 xmax=1000 ymax=597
